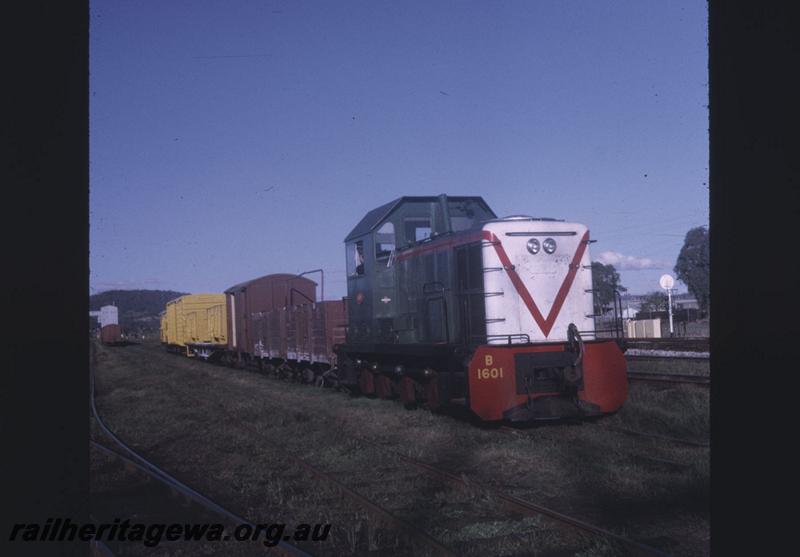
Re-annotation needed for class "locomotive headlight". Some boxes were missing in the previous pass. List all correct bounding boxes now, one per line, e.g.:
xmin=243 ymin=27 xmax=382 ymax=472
xmin=526 ymin=238 xmax=540 ymax=255
xmin=543 ymin=238 xmax=557 ymax=254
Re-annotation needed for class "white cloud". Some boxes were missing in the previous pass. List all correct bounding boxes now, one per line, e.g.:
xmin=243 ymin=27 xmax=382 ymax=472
xmin=595 ymin=251 xmax=668 ymax=271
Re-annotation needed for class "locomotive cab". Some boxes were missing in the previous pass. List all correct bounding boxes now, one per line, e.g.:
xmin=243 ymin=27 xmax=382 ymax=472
xmin=344 ymin=195 xmax=496 ymax=346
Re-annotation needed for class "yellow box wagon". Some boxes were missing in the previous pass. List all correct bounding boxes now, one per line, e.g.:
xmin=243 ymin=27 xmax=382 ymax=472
xmin=160 ymin=294 xmax=227 ymax=359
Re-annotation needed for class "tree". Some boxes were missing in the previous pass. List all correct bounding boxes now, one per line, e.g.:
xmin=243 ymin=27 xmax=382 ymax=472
xmin=638 ymin=291 xmax=669 ymax=315
xmin=674 ymin=226 xmax=709 ymax=313
xmin=591 ymin=262 xmax=627 ymax=314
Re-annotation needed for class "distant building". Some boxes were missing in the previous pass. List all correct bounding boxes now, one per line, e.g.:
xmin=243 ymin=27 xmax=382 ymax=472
xmin=621 ymin=307 xmax=637 ymax=319
xmin=673 ymin=296 xmax=700 ymax=310
xmin=89 ymin=305 xmax=119 ymax=328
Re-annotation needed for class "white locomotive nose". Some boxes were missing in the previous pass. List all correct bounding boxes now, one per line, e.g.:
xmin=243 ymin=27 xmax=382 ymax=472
xmin=481 ymin=218 xmax=594 ymax=343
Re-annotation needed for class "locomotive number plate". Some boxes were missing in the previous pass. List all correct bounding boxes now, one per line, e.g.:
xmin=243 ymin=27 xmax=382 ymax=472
xmin=475 ymin=354 xmax=504 ymax=380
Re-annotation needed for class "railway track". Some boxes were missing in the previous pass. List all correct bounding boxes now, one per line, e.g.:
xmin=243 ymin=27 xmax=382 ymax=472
xmin=626 ymin=354 xmax=709 ymax=362
xmin=365 ymin=439 xmax=673 ymax=557
xmin=626 ymin=371 xmax=710 ymax=386
xmin=597 ymin=425 xmax=709 ymax=449
xmin=498 ymin=425 xmax=698 ymax=478
xmin=624 ymin=338 xmax=709 ymax=352
xmin=90 ymin=344 xmax=312 ymax=557
xmin=96 ymin=343 xmax=455 ymax=556
xmin=174 ymin=384 xmax=671 ymax=557
xmin=118 ymin=343 xmax=678 ymax=556
xmin=154 ymin=380 xmax=540 ymax=557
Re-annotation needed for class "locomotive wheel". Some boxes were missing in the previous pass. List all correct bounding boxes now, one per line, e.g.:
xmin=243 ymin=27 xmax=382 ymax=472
xmin=375 ymin=375 xmax=392 ymax=399
xmin=359 ymin=369 xmax=375 ymax=395
xmin=399 ymin=376 xmax=417 ymax=409
xmin=425 ymin=380 xmax=441 ymax=411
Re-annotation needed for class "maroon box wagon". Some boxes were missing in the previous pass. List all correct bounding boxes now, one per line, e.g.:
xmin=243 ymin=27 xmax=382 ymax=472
xmin=224 ymin=273 xmax=316 ymax=364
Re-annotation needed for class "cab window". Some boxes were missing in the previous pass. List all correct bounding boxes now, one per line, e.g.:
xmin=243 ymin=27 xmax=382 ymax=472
xmin=375 ymin=222 xmax=395 ymax=260
xmin=347 ymin=240 xmax=365 ymax=276
xmin=405 ymin=217 xmax=431 ymax=244
xmin=448 ymin=199 xmax=493 ymax=232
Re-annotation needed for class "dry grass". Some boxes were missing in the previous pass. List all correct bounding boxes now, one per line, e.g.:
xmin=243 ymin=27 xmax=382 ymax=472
xmin=625 ymin=356 xmax=710 ymax=376
xmin=92 ymin=341 xmax=709 ymax=556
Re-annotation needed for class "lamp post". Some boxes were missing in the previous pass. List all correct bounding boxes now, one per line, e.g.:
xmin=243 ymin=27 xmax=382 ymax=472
xmin=659 ymin=274 xmax=675 ymax=337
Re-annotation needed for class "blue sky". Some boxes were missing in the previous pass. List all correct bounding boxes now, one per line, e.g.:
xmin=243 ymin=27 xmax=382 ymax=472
xmin=90 ymin=0 xmax=708 ymax=298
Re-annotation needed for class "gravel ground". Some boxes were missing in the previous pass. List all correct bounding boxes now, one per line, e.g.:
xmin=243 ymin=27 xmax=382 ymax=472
xmin=91 ymin=341 xmax=709 ymax=556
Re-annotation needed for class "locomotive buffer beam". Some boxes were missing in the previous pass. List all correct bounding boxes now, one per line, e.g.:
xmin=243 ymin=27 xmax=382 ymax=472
xmin=503 ymin=349 xmax=599 ymax=422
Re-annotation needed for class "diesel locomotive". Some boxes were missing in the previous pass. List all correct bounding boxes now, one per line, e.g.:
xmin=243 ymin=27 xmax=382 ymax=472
xmin=160 ymin=194 xmax=628 ymax=422
xmin=334 ymin=195 xmax=627 ymax=421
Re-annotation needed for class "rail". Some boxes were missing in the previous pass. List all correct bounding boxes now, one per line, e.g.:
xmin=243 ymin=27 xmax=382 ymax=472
xmin=596 ymin=425 xmax=710 ymax=448
xmin=89 ymin=343 xmax=313 ymax=557
xmin=93 ymin=344 xmax=461 ymax=557
xmin=366 ymin=438 xmax=672 ymax=557
xmin=627 ymin=371 xmax=710 ymax=386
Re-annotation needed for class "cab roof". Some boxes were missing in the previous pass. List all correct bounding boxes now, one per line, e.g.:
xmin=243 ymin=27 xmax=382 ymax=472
xmin=344 ymin=195 xmax=495 ymax=242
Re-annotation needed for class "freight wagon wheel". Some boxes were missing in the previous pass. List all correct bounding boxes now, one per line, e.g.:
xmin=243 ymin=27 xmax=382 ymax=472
xmin=277 ymin=363 xmax=290 ymax=380
xmin=291 ymin=366 xmax=303 ymax=383
xmin=301 ymin=367 xmax=315 ymax=384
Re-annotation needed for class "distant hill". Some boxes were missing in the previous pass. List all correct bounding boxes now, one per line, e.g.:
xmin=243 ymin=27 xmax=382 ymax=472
xmin=89 ymin=289 xmax=188 ymax=333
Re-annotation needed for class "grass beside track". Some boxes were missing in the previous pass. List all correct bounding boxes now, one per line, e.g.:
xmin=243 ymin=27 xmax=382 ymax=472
xmin=625 ymin=357 xmax=710 ymax=378
xmin=91 ymin=341 xmax=709 ymax=557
